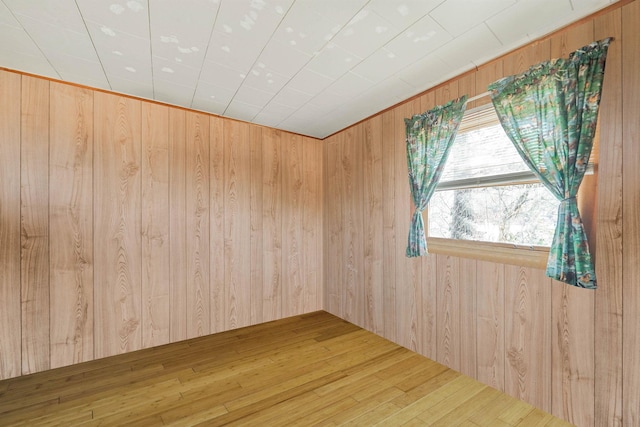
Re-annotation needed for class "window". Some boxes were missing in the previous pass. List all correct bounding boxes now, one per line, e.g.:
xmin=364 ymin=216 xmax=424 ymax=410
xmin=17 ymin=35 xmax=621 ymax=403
xmin=427 ymin=103 xmax=561 ymax=248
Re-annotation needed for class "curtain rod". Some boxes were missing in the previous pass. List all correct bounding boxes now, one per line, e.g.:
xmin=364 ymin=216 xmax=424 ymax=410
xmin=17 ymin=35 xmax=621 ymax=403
xmin=465 ymin=91 xmax=491 ymax=103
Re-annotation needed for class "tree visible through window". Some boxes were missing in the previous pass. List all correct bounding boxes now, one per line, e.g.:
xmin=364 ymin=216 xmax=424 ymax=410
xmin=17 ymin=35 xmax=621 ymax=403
xmin=427 ymin=104 xmax=559 ymax=247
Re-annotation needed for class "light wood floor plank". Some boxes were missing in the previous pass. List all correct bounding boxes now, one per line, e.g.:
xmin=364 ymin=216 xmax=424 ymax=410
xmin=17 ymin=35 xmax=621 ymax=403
xmin=0 ymin=311 xmax=570 ymax=426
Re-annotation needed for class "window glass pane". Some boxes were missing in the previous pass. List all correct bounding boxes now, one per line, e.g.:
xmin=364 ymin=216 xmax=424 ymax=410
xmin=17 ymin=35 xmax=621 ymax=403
xmin=428 ymin=183 xmax=559 ymax=247
xmin=440 ymin=123 xmax=529 ymax=182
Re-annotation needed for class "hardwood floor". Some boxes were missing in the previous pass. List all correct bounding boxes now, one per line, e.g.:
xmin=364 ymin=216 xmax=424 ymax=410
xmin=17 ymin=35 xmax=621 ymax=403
xmin=0 ymin=311 xmax=571 ymax=426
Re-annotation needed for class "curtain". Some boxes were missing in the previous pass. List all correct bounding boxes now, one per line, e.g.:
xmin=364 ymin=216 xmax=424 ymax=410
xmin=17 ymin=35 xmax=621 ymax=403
xmin=405 ymin=96 xmax=467 ymax=257
xmin=489 ymin=38 xmax=611 ymax=289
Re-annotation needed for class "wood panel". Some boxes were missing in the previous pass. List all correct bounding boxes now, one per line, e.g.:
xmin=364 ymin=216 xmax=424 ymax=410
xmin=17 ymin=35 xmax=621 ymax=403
xmin=622 ymin=1 xmax=640 ymax=425
xmin=594 ymin=8 xmax=623 ymax=427
xmin=282 ymin=133 xmax=304 ymax=317
xmin=185 ymin=111 xmax=210 ymax=339
xmin=381 ymin=109 xmax=396 ymax=343
xmin=476 ymin=260 xmax=505 ymax=391
xmin=141 ymin=102 xmax=169 ymax=348
xmin=325 ymin=135 xmax=342 ymax=316
xmin=342 ymin=125 xmax=364 ymax=326
xmin=302 ymin=137 xmax=322 ymax=313
xmin=169 ymin=109 xmax=187 ymax=342
xmin=49 ymin=82 xmax=94 ymax=367
xmin=20 ymin=76 xmax=50 ymax=375
xmin=0 ymin=70 xmax=22 ymax=380
xmin=0 ymin=70 xmax=325 ymax=380
xmin=459 ymin=257 xmax=477 ymax=380
xmin=93 ymin=92 xmax=142 ymax=358
xmin=250 ymin=126 xmax=264 ymax=324
xmin=362 ymin=116 xmax=384 ymax=335
xmin=436 ymin=254 xmax=460 ymax=371
xmin=209 ymin=116 xmax=225 ymax=333
xmin=262 ymin=128 xmax=282 ymax=322
xmin=224 ymin=120 xmax=251 ymax=330
xmin=504 ymin=266 xmax=551 ymax=412
xmin=550 ymin=21 xmax=596 ymax=427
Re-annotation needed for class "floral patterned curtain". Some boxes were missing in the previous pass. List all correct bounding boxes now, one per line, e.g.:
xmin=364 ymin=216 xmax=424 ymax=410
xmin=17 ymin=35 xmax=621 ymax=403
xmin=405 ymin=96 xmax=467 ymax=257
xmin=489 ymin=38 xmax=612 ymax=289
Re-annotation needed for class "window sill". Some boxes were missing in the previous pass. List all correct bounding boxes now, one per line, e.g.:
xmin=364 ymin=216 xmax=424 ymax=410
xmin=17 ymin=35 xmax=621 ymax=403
xmin=426 ymin=237 xmax=549 ymax=269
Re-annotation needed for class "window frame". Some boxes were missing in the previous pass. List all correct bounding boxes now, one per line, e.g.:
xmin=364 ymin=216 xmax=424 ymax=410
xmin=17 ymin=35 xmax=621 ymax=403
xmin=424 ymin=101 xmax=555 ymax=267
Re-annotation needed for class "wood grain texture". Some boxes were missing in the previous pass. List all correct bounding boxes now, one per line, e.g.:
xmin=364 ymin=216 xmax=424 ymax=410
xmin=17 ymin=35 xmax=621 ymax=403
xmin=249 ymin=126 xmax=264 ymax=325
xmin=381 ymin=109 xmax=396 ymax=344
xmin=0 ymin=70 xmax=22 ymax=380
xmin=49 ymin=82 xmax=94 ymax=368
xmin=0 ymin=72 xmax=325 ymax=380
xmin=209 ymin=116 xmax=225 ymax=333
xmin=282 ymin=133 xmax=304 ymax=317
xmin=362 ymin=116 xmax=383 ymax=335
xmin=504 ymin=266 xmax=551 ymax=413
xmin=302 ymin=137 xmax=322 ymax=313
xmin=436 ymin=254 xmax=460 ymax=371
xmin=141 ymin=102 xmax=169 ymax=349
xmin=224 ymin=120 xmax=251 ymax=330
xmin=476 ymin=261 xmax=505 ymax=391
xmin=325 ymin=136 xmax=342 ymax=316
xmin=185 ymin=111 xmax=210 ymax=339
xmin=343 ymin=125 xmax=364 ymax=327
xmin=0 ymin=312 xmax=572 ymax=427
xmin=93 ymin=91 xmax=142 ymax=358
xmin=262 ymin=128 xmax=282 ymax=322
xmin=459 ymin=257 xmax=477 ymax=380
xmin=20 ymin=76 xmax=50 ymax=375
xmin=550 ymin=21 xmax=596 ymax=427
xmin=169 ymin=109 xmax=187 ymax=342
xmin=594 ymin=9 xmax=623 ymax=427
xmin=622 ymin=2 xmax=640 ymax=425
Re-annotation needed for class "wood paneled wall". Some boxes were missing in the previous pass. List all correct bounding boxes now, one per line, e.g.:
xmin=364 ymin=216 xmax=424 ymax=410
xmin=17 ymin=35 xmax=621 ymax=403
xmin=324 ymin=3 xmax=635 ymax=426
xmin=0 ymin=73 xmax=323 ymax=379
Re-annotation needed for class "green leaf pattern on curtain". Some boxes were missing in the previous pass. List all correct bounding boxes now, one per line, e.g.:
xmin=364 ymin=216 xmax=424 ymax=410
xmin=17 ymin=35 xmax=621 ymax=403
xmin=489 ymin=38 xmax=611 ymax=289
xmin=405 ymin=96 xmax=467 ymax=257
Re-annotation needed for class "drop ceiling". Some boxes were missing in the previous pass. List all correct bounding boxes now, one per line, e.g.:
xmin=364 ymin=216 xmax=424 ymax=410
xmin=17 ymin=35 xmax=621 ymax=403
xmin=0 ymin=0 xmax=617 ymax=139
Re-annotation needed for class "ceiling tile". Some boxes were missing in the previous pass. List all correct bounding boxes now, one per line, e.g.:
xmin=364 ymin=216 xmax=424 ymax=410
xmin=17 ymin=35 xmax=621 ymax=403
xmin=152 ymin=56 xmax=200 ymax=86
xmin=224 ymin=99 xmax=262 ymax=122
xmin=269 ymin=86 xmax=313 ymax=109
xmin=433 ymin=23 xmax=503 ymax=70
xmin=271 ymin=4 xmax=339 ymax=56
xmin=193 ymin=80 xmax=236 ymax=107
xmin=286 ymin=68 xmax=335 ymax=96
xmin=234 ymin=85 xmax=274 ymax=109
xmin=366 ymin=0 xmax=443 ymax=28
xmin=486 ymin=0 xmax=573 ymax=45
xmin=0 ymin=0 xmax=620 ymax=139
xmin=326 ymin=71 xmax=375 ymax=99
xmin=331 ymin=10 xmax=400 ymax=58
xmin=294 ymin=0 xmax=369 ymax=26
xmin=306 ymin=43 xmax=361 ymax=79
xmin=384 ymin=14 xmax=452 ymax=62
xmin=154 ymin=79 xmax=195 ymax=106
xmin=396 ymin=54 xmax=451 ymax=91
xmin=242 ymin=68 xmax=289 ymax=94
xmin=429 ymin=0 xmax=517 ymax=37
xmin=257 ymin=40 xmax=312 ymax=78
xmin=75 ymin=0 xmax=150 ymax=39
xmin=3 ymin=0 xmax=86 ymax=32
xmin=198 ymin=60 xmax=245 ymax=90
xmin=11 ymin=17 xmax=99 ymax=64
xmin=109 ymin=76 xmax=154 ymax=99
